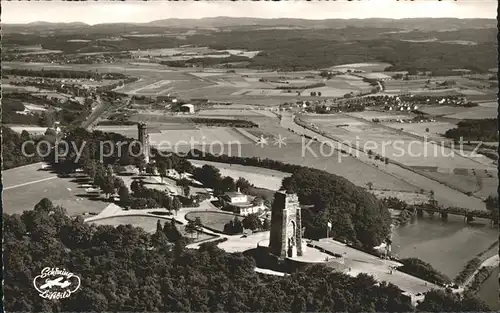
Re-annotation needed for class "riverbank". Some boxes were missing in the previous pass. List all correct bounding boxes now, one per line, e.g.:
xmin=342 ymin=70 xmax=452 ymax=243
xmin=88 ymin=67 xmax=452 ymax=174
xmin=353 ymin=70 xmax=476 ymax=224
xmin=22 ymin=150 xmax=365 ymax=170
xmin=467 ymin=256 xmax=498 ymax=294
xmin=454 ymin=240 xmax=499 ymax=286
xmin=477 ymin=266 xmax=499 ymax=310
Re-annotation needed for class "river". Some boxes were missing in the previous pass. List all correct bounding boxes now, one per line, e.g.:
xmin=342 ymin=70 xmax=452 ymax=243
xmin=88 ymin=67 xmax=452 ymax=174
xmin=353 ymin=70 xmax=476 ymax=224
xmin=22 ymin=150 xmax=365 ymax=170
xmin=391 ymin=214 xmax=498 ymax=308
xmin=477 ymin=266 xmax=499 ymax=310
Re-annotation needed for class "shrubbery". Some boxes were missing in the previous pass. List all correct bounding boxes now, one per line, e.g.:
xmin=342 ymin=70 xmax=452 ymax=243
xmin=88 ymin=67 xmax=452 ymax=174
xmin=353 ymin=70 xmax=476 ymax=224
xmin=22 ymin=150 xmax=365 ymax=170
xmin=3 ymin=199 xmax=491 ymax=312
xmin=444 ymin=119 xmax=498 ymax=142
xmin=398 ymin=258 xmax=451 ymax=286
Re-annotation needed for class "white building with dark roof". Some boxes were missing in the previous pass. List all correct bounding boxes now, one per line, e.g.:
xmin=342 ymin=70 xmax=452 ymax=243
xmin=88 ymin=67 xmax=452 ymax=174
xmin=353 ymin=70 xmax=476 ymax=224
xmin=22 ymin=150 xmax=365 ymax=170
xmin=220 ymin=189 xmax=265 ymax=216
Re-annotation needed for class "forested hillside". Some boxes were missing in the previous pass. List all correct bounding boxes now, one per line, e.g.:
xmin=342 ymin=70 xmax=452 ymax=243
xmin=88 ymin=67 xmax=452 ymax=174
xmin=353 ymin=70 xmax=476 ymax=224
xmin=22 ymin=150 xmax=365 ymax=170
xmin=3 ymin=199 xmax=491 ymax=312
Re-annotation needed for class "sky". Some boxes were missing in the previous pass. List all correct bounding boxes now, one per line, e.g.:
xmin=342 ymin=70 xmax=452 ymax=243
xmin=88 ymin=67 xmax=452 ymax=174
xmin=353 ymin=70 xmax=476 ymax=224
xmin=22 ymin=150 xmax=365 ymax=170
xmin=2 ymin=0 xmax=497 ymax=25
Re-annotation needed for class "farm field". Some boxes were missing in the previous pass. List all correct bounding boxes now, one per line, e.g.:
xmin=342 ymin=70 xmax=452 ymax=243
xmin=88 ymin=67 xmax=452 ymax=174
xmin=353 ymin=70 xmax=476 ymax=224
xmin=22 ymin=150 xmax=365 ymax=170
xmin=2 ymin=84 xmax=41 ymax=93
xmin=305 ymin=86 xmax=362 ymax=97
xmin=128 ymin=113 xmax=195 ymax=125
xmin=197 ymin=108 xmax=261 ymax=117
xmin=419 ymin=105 xmax=469 ymax=116
xmin=420 ymin=171 xmax=498 ymax=200
xmin=189 ymin=159 xmax=290 ymax=191
xmin=420 ymin=103 xmax=498 ymax=120
xmin=444 ymin=106 xmax=498 ymax=120
xmin=286 ymin=113 xmax=490 ymax=210
xmin=94 ymin=125 xmax=141 ymax=139
xmin=95 ymin=121 xmax=198 ymax=139
xmin=327 ymin=62 xmax=392 ymax=72
xmin=3 ymin=163 xmax=108 ymax=216
xmin=185 ymin=211 xmax=240 ymax=233
xmin=198 ymin=142 xmax=420 ymax=193
xmin=302 ymin=114 xmax=494 ymax=170
xmin=4 ymin=61 xmax=371 ymax=105
xmin=370 ymin=190 xmax=430 ymax=205
xmin=148 ymin=127 xmax=253 ymax=151
xmin=7 ymin=125 xmax=50 ymax=135
xmin=383 ymin=121 xmax=457 ymax=140
xmin=348 ymin=110 xmax=415 ymax=121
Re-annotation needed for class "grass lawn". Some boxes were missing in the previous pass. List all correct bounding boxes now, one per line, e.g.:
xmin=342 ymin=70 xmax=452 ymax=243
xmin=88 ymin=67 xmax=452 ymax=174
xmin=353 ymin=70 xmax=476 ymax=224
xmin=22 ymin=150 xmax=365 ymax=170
xmin=3 ymin=163 xmax=108 ymax=216
xmin=185 ymin=211 xmax=241 ymax=233
xmin=90 ymin=215 xmax=216 ymax=242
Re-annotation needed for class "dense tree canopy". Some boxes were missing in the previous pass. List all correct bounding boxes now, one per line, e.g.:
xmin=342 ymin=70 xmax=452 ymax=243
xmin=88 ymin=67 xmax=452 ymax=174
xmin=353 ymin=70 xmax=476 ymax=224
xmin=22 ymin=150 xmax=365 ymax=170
xmin=2 ymin=126 xmax=43 ymax=170
xmin=398 ymin=258 xmax=451 ymax=287
xmin=416 ymin=289 xmax=491 ymax=312
xmin=282 ymin=167 xmax=392 ymax=248
xmin=444 ymin=119 xmax=498 ymax=142
xmin=47 ymin=128 xmax=193 ymax=175
xmin=4 ymin=198 xmax=491 ymax=312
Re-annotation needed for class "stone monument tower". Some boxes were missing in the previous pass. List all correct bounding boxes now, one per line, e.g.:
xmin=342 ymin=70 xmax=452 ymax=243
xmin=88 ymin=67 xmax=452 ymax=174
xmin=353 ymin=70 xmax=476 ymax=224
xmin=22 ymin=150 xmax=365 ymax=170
xmin=137 ymin=123 xmax=150 ymax=163
xmin=269 ymin=191 xmax=303 ymax=258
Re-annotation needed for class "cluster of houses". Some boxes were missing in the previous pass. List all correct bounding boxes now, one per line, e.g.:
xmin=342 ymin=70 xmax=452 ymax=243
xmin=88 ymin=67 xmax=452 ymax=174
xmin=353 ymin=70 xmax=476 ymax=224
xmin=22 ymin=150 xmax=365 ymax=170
xmin=376 ymin=94 xmax=474 ymax=111
xmin=4 ymin=51 xmax=129 ymax=65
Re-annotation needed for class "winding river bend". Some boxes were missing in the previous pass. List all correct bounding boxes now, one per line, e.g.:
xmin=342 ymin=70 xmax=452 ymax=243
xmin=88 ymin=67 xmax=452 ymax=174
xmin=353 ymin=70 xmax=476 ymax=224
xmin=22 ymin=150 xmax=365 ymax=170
xmin=189 ymin=158 xmax=498 ymax=307
xmin=391 ymin=214 xmax=498 ymax=308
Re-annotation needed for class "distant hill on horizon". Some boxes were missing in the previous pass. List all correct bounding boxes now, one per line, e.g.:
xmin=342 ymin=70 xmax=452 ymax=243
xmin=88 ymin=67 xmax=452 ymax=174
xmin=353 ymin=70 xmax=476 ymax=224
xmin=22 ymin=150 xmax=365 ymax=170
xmin=3 ymin=17 xmax=496 ymax=32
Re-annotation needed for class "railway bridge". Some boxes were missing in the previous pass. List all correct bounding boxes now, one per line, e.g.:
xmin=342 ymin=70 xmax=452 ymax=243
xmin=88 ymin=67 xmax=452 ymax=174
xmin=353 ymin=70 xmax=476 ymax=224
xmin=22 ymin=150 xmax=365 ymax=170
xmin=392 ymin=203 xmax=494 ymax=223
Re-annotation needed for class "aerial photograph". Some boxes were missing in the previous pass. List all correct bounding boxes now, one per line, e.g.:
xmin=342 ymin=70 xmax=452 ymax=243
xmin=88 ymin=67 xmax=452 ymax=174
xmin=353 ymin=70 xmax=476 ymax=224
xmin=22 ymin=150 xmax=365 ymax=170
xmin=2 ymin=0 xmax=498 ymax=311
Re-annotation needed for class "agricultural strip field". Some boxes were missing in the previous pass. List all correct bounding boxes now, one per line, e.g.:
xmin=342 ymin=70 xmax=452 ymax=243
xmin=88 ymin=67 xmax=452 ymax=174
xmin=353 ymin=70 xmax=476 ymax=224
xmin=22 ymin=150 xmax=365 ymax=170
xmin=348 ymin=111 xmax=415 ymax=121
xmin=197 ymin=108 xmax=262 ymax=117
xmin=327 ymin=62 xmax=392 ymax=72
xmin=189 ymin=159 xmax=291 ymax=191
xmin=148 ymin=127 xmax=253 ymax=151
xmin=94 ymin=125 xmax=142 ymax=139
xmin=420 ymin=104 xmax=498 ymax=120
xmin=3 ymin=163 xmax=108 ymax=216
xmin=370 ymin=190 xmax=430 ymax=205
xmin=128 ymin=113 xmax=196 ymax=125
xmin=383 ymin=121 xmax=457 ymax=140
xmin=302 ymin=114 xmax=495 ymax=170
xmin=444 ymin=106 xmax=498 ymax=120
xmin=282 ymin=113 xmax=488 ymax=210
xmin=418 ymin=171 xmax=498 ymax=200
xmin=95 ymin=122 xmax=197 ymax=139
xmin=7 ymin=126 xmax=50 ymax=135
xmin=196 ymin=142 xmax=420 ymax=193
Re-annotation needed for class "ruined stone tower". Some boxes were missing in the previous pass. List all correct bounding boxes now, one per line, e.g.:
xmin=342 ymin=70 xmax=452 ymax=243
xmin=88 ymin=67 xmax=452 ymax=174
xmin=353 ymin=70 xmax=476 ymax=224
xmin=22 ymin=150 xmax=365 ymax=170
xmin=137 ymin=123 xmax=150 ymax=163
xmin=269 ymin=191 xmax=303 ymax=258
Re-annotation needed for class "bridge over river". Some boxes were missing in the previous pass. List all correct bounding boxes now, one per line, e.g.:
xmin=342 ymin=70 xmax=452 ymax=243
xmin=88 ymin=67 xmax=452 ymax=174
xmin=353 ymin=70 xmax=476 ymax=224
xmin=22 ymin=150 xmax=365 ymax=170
xmin=390 ymin=203 xmax=494 ymax=222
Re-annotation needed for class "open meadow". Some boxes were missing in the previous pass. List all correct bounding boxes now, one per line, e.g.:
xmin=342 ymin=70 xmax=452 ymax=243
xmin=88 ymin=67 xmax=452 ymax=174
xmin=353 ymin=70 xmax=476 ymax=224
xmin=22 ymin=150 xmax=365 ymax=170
xmin=148 ymin=127 xmax=253 ymax=151
xmin=189 ymin=159 xmax=290 ymax=191
xmin=3 ymin=163 xmax=108 ymax=216
xmin=370 ymin=190 xmax=430 ymax=205
xmin=327 ymin=62 xmax=392 ymax=72
xmin=383 ymin=121 xmax=457 ymax=140
xmin=185 ymin=211 xmax=240 ymax=233
xmin=420 ymin=103 xmax=498 ymax=120
xmin=7 ymin=125 xmax=50 ymax=135
xmin=302 ymin=114 xmax=495 ymax=170
xmin=198 ymin=142 xmax=420 ymax=193
xmin=419 ymin=171 xmax=498 ymax=200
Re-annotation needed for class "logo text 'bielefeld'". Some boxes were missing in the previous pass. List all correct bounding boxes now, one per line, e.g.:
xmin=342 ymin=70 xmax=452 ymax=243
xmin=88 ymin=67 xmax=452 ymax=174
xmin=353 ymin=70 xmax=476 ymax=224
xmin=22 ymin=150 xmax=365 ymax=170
xmin=33 ymin=267 xmax=81 ymax=300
